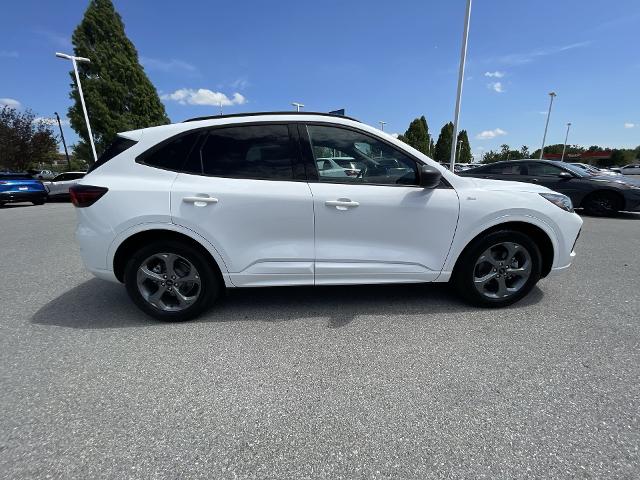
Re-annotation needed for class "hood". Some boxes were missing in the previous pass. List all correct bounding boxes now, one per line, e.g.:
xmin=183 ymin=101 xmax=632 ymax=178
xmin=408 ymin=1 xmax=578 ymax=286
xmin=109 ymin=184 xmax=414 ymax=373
xmin=589 ymin=175 xmax=640 ymax=187
xmin=466 ymin=177 xmax=552 ymax=194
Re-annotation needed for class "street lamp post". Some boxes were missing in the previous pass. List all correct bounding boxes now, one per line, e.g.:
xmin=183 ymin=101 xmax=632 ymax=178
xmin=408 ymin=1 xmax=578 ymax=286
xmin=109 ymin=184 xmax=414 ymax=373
xmin=449 ymin=0 xmax=473 ymax=172
xmin=539 ymin=91 xmax=557 ymax=160
xmin=560 ymin=122 xmax=572 ymax=161
xmin=292 ymin=102 xmax=304 ymax=112
xmin=379 ymin=121 xmax=386 ymax=131
xmin=55 ymin=52 xmax=97 ymax=164
xmin=54 ymin=112 xmax=71 ymax=170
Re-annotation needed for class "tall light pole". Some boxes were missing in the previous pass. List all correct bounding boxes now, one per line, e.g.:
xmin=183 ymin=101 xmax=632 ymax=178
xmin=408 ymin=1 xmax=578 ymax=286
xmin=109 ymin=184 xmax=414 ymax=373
xmin=219 ymin=101 xmax=223 ymax=115
xmin=292 ymin=102 xmax=304 ymax=112
xmin=379 ymin=121 xmax=386 ymax=131
xmin=54 ymin=112 xmax=71 ymax=170
xmin=539 ymin=91 xmax=557 ymax=160
xmin=560 ymin=122 xmax=572 ymax=161
xmin=55 ymin=52 xmax=97 ymax=164
xmin=449 ymin=0 xmax=473 ymax=172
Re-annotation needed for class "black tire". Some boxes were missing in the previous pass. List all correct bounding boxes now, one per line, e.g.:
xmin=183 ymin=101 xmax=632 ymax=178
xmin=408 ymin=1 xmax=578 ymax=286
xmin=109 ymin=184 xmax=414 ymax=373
xmin=124 ymin=240 xmax=220 ymax=321
xmin=582 ymin=191 xmax=622 ymax=216
xmin=32 ymin=200 xmax=45 ymax=205
xmin=452 ymin=230 xmax=542 ymax=308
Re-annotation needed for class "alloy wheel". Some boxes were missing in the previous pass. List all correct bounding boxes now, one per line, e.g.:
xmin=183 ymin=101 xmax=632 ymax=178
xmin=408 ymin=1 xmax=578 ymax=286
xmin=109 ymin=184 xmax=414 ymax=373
xmin=136 ymin=252 xmax=201 ymax=312
xmin=472 ymin=242 xmax=532 ymax=300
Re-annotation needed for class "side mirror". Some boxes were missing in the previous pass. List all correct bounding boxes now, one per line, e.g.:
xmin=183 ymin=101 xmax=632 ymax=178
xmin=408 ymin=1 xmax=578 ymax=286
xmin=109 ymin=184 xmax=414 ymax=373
xmin=558 ymin=171 xmax=573 ymax=180
xmin=419 ymin=165 xmax=442 ymax=189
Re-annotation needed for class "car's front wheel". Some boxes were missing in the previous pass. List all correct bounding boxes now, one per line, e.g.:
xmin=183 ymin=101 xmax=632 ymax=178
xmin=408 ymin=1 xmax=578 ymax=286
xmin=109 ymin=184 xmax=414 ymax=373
xmin=124 ymin=240 xmax=220 ymax=321
xmin=452 ymin=230 xmax=542 ymax=307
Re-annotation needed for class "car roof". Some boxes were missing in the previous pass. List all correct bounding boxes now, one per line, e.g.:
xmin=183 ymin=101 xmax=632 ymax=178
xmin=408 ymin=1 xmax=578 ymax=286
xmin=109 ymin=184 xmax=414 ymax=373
xmin=183 ymin=111 xmax=360 ymax=123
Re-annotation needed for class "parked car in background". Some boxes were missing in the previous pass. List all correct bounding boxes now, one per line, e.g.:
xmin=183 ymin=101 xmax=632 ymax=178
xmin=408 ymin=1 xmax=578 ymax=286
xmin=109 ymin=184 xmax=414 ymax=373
xmin=43 ymin=171 xmax=86 ymax=200
xmin=460 ymin=159 xmax=640 ymax=216
xmin=0 ymin=172 xmax=48 ymax=206
xmin=620 ymin=164 xmax=640 ymax=175
xmin=315 ymin=158 xmax=359 ymax=177
xmin=27 ymin=169 xmax=56 ymax=180
xmin=570 ymin=163 xmax=620 ymax=176
xmin=71 ymin=112 xmax=582 ymax=321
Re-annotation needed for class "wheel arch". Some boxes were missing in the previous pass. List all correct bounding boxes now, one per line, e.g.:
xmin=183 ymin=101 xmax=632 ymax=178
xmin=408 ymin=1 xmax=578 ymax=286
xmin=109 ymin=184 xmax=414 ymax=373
xmin=451 ymin=221 xmax=555 ymax=279
xmin=111 ymin=227 xmax=229 ymax=286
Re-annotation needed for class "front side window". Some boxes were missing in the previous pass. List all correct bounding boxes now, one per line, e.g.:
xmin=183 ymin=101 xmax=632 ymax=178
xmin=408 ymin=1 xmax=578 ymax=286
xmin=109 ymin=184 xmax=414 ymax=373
xmin=527 ymin=162 xmax=564 ymax=176
xmin=195 ymin=125 xmax=294 ymax=180
xmin=306 ymin=125 xmax=418 ymax=185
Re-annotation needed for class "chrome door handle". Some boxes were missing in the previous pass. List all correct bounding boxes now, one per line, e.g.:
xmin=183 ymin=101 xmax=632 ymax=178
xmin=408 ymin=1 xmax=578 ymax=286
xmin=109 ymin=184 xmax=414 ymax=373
xmin=183 ymin=196 xmax=219 ymax=206
xmin=325 ymin=199 xmax=359 ymax=210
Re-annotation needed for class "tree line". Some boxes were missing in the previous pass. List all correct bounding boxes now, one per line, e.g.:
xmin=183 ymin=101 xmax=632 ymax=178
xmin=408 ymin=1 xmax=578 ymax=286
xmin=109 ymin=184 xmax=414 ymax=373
xmin=480 ymin=143 xmax=640 ymax=167
xmin=396 ymin=117 xmax=473 ymax=164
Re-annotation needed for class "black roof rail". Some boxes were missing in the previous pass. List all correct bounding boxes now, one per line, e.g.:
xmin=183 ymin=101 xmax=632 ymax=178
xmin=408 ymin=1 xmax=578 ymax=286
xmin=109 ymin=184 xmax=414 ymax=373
xmin=182 ymin=111 xmax=360 ymax=123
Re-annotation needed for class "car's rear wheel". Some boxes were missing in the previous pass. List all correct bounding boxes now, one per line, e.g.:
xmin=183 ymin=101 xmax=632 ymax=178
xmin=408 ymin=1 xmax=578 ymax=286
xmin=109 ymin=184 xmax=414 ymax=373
xmin=582 ymin=191 xmax=621 ymax=216
xmin=124 ymin=240 xmax=219 ymax=321
xmin=32 ymin=200 xmax=45 ymax=205
xmin=452 ymin=230 xmax=542 ymax=307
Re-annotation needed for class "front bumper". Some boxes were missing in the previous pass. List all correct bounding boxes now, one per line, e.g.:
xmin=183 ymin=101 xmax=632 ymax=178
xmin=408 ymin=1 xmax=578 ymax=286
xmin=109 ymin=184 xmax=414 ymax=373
xmin=623 ymin=191 xmax=640 ymax=211
xmin=0 ymin=191 xmax=48 ymax=203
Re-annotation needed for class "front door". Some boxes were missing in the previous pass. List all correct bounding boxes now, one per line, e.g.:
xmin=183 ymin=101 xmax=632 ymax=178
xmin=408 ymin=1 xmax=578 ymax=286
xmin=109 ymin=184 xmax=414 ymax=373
xmin=170 ymin=124 xmax=314 ymax=287
xmin=301 ymin=124 xmax=459 ymax=284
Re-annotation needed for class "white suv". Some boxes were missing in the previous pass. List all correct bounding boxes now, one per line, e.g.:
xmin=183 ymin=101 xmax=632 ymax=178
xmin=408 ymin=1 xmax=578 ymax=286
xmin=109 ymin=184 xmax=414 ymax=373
xmin=71 ymin=112 xmax=582 ymax=321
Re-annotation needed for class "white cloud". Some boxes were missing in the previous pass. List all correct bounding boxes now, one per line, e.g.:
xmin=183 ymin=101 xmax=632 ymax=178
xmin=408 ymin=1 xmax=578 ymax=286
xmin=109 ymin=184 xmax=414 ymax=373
xmin=231 ymin=77 xmax=250 ymax=90
xmin=141 ymin=57 xmax=198 ymax=75
xmin=34 ymin=116 xmax=70 ymax=127
xmin=476 ymin=128 xmax=507 ymax=140
xmin=0 ymin=98 xmax=20 ymax=108
xmin=0 ymin=50 xmax=19 ymax=58
xmin=624 ymin=122 xmax=636 ymax=129
xmin=161 ymin=88 xmax=247 ymax=107
xmin=488 ymin=81 xmax=504 ymax=93
xmin=484 ymin=71 xmax=504 ymax=78
xmin=496 ymin=41 xmax=591 ymax=66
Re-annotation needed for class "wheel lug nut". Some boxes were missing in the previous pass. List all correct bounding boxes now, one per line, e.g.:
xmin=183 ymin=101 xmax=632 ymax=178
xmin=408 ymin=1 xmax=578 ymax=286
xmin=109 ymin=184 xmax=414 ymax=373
xmin=163 ymin=275 xmax=167 ymax=279
xmin=161 ymin=282 xmax=165 ymax=286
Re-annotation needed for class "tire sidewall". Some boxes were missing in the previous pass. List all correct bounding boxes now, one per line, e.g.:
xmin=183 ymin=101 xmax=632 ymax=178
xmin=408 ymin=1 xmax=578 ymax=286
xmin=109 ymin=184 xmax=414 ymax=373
xmin=124 ymin=240 xmax=218 ymax=321
xmin=453 ymin=230 xmax=542 ymax=308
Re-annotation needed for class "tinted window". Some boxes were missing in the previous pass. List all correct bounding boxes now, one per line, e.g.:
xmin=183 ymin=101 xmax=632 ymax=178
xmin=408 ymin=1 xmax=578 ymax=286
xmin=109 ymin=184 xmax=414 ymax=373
xmin=0 ymin=173 xmax=32 ymax=180
xmin=196 ymin=125 xmax=294 ymax=180
xmin=307 ymin=125 xmax=418 ymax=185
xmin=527 ymin=162 xmax=564 ymax=176
xmin=143 ymin=131 xmax=201 ymax=171
xmin=90 ymin=137 xmax=138 ymax=172
xmin=469 ymin=163 xmax=524 ymax=175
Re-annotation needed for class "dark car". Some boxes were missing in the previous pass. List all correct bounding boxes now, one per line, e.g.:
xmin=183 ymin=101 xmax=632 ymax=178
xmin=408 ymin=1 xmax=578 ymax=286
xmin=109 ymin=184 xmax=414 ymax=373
xmin=459 ymin=160 xmax=640 ymax=216
xmin=0 ymin=173 xmax=48 ymax=206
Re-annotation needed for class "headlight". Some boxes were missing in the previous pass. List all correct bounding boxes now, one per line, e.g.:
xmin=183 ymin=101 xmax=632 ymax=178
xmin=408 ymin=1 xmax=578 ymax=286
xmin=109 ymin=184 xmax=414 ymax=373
xmin=539 ymin=192 xmax=573 ymax=212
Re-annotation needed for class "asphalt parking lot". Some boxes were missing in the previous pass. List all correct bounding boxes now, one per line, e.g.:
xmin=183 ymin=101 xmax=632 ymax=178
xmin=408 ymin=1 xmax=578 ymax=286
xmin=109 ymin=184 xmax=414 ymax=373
xmin=1 ymin=203 xmax=639 ymax=479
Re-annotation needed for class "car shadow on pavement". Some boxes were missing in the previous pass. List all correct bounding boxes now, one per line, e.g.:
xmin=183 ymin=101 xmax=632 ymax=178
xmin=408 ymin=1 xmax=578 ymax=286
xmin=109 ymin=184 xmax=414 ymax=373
xmin=31 ymin=278 xmax=545 ymax=330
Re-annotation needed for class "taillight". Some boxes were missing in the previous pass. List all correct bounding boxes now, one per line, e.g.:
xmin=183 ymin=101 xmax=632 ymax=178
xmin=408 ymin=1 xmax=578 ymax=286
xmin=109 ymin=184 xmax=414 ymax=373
xmin=69 ymin=185 xmax=108 ymax=207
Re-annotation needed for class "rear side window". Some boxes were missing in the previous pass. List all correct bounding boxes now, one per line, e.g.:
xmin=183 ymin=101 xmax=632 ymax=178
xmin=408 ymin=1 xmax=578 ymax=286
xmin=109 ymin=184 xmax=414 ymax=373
xmin=89 ymin=137 xmax=138 ymax=172
xmin=190 ymin=125 xmax=294 ymax=180
xmin=141 ymin=131 xmax=201 ymax=171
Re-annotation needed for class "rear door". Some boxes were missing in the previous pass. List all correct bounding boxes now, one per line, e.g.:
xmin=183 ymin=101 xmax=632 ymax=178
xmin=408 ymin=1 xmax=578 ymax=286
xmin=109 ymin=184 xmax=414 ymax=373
xmin=170 ymin=124 xmax=314 ymax=287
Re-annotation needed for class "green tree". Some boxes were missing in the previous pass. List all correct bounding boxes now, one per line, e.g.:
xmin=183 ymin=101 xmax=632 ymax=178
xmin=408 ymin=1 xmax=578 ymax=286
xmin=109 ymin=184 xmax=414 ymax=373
xmin=520 ymin=145 xmax=530 ymax=158
xmin=456 ymin=129 xmax=472 ymax=163
xmin=400 ymin=116 xmax=430 ymax=154
xmin=434 ymin=121 xmax=454 ymax=163
xmin=0 ymin=106 xmax=58 ymax=171
xmin=68 ymin=0 xmax=169 ymax=162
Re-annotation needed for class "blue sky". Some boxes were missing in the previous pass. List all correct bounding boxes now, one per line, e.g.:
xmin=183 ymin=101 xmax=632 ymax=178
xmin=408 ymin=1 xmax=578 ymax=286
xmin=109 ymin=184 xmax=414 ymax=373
xmin=1 ymin=0 xmax=639 ymax=159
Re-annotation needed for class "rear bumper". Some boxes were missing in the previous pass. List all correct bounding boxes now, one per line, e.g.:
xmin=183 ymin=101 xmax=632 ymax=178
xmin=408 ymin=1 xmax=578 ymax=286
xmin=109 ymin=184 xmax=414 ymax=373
xmin=0 ymin=191 xmax=48 ymax=203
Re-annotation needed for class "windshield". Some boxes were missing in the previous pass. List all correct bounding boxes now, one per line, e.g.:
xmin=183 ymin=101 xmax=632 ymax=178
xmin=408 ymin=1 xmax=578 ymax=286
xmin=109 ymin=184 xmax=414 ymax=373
xmin=558 ymin=162 xmax=592 ymax=177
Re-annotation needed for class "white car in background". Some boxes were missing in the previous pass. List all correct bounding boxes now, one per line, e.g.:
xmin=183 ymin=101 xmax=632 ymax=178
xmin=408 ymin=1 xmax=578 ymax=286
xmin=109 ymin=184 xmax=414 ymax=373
xmin=316 ymin=158 xmax=359 ymax=177
xmin=71 ymin=112 xmax=582 ymax=321
xmin=44 ymin=171 xmax=86 ymax=199
xmin=620 ymin=164 xmax=640 ymax=175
